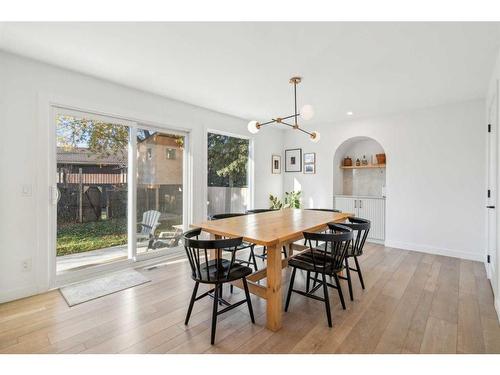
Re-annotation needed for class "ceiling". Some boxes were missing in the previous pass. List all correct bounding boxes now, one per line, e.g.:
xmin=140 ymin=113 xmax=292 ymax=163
xmin=1 ymin=22 xmax=500 ymax=124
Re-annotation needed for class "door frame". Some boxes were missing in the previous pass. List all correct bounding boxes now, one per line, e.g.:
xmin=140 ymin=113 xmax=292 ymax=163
xmin=47 ymin=105 xmax=191 ymax=287
xmin=486 ymin=79 xmax=499 ymax=298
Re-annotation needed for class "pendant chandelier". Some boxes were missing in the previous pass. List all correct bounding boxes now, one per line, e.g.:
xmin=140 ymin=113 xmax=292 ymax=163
xmin=247 ymin=76 xmax=320 ymax=143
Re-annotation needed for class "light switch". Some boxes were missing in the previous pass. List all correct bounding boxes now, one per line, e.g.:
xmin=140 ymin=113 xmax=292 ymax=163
xmin=21 ymin=184 xmax=32 ymax=197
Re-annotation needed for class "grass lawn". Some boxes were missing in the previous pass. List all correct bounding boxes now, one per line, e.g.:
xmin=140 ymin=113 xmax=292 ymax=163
xmin=57 ymin=218 xmax=127 ymax=256
xmin=56 ymin=215 xmax=183 ymax=257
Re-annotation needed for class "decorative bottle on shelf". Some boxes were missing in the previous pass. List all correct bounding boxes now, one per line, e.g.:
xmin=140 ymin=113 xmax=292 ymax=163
xmin=355 ymin=158 xmax=361 ymax=166
xmin=362 ymin=155 xmax=368 ymax=166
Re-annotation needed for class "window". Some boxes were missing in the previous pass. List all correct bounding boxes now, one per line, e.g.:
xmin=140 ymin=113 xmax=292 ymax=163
xmin=207 ymin=132 xmax=250 ymax=217
xmin=166 ymin=148 xmax=176 ymax=160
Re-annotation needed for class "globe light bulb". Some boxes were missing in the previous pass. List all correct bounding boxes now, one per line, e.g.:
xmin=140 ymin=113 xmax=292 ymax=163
xmin=310 ymin=131 xmax=320 ymax=143
xmin=247 ymin=120 xmax=260 ymax=134
xmin=300 ymin=104 xmax=314 ymax=121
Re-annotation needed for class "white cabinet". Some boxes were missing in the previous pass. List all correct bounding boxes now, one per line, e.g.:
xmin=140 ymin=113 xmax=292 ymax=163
xmin=334 ymin=196 xmax=385 ymax=242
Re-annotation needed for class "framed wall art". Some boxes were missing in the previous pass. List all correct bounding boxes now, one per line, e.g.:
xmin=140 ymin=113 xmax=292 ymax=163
xmin=285 ymin=148 xmax=302 ymax=172
xmin=304 ymin=163 xmax=316 ymax=174
xmin=304 ymin=152 xmax=316 ymax=174
xmin=272 ymin=154 xmax=281 ymax=174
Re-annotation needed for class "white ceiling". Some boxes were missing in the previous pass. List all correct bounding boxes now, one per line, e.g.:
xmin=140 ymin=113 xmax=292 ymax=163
xmin=1 ymin=22 xmax=500 ymax=124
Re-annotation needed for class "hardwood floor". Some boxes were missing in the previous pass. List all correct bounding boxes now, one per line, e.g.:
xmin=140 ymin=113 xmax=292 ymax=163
xmin=1 ymin=244 xmax=499 ymax=354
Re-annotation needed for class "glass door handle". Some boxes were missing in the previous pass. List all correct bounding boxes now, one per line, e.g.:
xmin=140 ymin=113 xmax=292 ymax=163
xmin=487 ymin=205 xmax=495 ymax=209
xmin=51 ymin=186 xmax=60 ymax=205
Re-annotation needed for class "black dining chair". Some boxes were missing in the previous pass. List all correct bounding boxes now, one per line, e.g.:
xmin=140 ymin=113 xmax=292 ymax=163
xmin=209 ymin=213 xmax=259 ymax=271
xmin=285 ymin=224 xmax=353 ymax=327
xmin=337 ymin=217 xmax=370 ymax=301
xmin=245 ymin=209 xmax=288 ymax=259
xmin=183 ymin=228 xmax=255 ymax=345
xmin=304 ymin=208 xmax=342 ymax=213
xmin=245 ymin=208 xmax=279 ymax=214
xmin=302 ymin=208 xmax=342 ymax=246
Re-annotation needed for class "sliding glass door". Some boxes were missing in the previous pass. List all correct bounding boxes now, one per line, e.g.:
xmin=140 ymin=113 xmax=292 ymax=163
xmin=135 ymin=128 xmax=185 ymax=257
xmin=53 ymin=108 xmax=187 ymax=274
xmin=207 ymin=131 xmax=251 ymax=217
xmin=56 ymin=112 xmax=130 ymax=272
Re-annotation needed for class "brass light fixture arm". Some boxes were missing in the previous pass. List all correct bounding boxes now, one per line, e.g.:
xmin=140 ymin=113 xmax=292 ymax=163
xmin=257 ymin=113 xmax=299 ymax=128
xmin=252 ymin=76 xmax=317 ymax=141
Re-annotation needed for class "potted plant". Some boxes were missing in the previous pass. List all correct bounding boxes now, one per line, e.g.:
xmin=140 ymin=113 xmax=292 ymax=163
xmin=269 ymin=191 xmax=302 ymax=209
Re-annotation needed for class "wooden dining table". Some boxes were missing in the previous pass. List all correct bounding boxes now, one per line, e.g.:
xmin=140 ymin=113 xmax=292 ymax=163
xmin=191 ymin=208 xmax=352 ymax=332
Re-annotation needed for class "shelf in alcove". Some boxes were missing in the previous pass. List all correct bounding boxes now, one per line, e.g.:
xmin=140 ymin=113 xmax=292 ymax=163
xmin=340 ymin=164 xmax=386 ymax=170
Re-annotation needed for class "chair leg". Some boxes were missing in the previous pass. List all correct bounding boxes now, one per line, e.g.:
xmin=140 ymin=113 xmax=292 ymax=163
xmin=218 ymin=283 xmax=224 ymax=304
xmin=354 ymin=256 xmax=365 ymax=289
xmin=282 ymin=246 xmax=287 ymax=258
xmin=322 ymin=273 xmax=332 ymax=327
xmin=230 ymin=284 xmax=234 ymax=293
xmin=211 ymin=283 xmax=219 ymax=345
xmin=345 ymin=257 xmax=354 ymax=301
xmin=242 ymin=278 xmax=255 ymax=323
xmin=334 ymin=273 xmax=346 ymax=310
xmin=250 ymin=245 xmax=258 ymax=271
xmin=285 ymin=267 xmax=297 ymax=312
xmin=312 ymin=271 xmax=319 ymax=290
xmin=185 ymin=281 xmax=199 ymax=325
xmin=306 ymin=270 xmax=311 ymax=293
xmin=147 ymin=236 xmax=154 ymax=250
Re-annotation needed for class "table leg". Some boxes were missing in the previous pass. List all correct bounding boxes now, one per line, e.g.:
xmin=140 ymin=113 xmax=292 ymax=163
xmin=266 ymin=242 xmax=283 ymax=331
xmin=209 ymin=233 xmax=221 ymax=260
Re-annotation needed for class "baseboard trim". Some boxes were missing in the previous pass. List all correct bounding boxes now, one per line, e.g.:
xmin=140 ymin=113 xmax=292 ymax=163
xmin=367 ymin=238 xmax=385 ymax=245
xmin=384 ymin=240 xmax=483 ymax=262
xmin=0 ymin=284 xmax=40 ymax=304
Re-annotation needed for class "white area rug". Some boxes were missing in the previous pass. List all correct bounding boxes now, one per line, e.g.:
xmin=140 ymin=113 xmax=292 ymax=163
xmin=60 ymin=269 xmax=151 ymax=306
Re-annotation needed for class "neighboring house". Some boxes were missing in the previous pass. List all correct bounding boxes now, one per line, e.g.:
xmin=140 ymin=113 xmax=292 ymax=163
xmin=137 ymin=133 xmax=183 ymax=186
xmin=57 ymin=147 xmax=127 ymax=184
xmin=136 ymin=133 xmax=184 ymax=217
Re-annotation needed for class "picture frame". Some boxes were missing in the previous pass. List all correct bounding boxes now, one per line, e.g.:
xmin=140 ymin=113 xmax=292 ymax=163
xmin=304 ymin=152 xmax=315 ymax=164
xmin=303 ymin=152 xmax=316 ymax=174
xmin=285 ymin=148 xmax=302 ymax=172
xmin=271 ymin=154 xmax=281 ymax=174
xmin=304 ymin=163 xmax=316 ymax=174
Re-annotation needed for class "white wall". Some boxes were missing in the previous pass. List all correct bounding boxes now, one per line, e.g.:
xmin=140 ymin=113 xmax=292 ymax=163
xmin=0 ymin=51 xmax=283 ymax=302
xmin=283 ymin=99 xmax=486 ymax=261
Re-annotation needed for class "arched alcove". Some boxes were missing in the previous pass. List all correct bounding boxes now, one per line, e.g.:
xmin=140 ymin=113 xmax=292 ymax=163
xmin=333 ymin=136 xmax=387 ymax=243
xmin=333 ymin=136 xmax=386 ymax=197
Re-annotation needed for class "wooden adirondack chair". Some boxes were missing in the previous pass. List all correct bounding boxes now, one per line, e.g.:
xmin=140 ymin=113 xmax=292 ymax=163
xmin=137 ymin=210 xmax=161 ymax=250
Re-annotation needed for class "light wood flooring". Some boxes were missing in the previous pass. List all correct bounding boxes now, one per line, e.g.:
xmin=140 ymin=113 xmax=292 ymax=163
xmin=1 ymin=244 xmax=499 ymax=354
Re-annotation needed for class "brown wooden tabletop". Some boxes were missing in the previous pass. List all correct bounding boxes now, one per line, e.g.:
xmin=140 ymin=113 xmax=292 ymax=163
xmin=191 ymin=208 xmax=352 ymax=331
xmin=192 ymin=208 xmax=351 ymax=246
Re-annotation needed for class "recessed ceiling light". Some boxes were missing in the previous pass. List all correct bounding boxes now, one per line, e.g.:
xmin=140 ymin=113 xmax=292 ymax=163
xmin=346 ymin=111 xmax=353 ymax=116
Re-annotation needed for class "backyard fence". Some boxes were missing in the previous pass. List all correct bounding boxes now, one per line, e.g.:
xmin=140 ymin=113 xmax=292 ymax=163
xmin=57 ymin=170 xmax=127 ymax=184
xmin=57 ymin=168 xmax=182 ymax=224
xmin=207 ymin=186 xmax=248 ymax=217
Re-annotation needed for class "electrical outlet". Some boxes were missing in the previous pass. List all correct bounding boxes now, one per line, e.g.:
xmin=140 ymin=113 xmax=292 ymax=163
xmin=22 ymin=258 xmax=32 ymax=272
xmin=21 ymin=184 xmax=32 ymax=197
